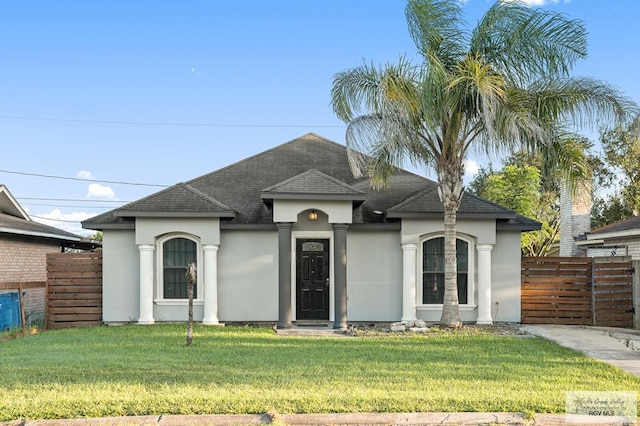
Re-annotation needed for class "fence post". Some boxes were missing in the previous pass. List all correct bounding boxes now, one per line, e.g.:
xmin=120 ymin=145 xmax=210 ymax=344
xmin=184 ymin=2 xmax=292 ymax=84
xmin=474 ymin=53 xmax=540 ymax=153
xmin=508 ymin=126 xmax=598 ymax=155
xmin=591 ymin=258 xmax=596 ymax=326
xmin=633 ymin=260 xmax=640 ymax=330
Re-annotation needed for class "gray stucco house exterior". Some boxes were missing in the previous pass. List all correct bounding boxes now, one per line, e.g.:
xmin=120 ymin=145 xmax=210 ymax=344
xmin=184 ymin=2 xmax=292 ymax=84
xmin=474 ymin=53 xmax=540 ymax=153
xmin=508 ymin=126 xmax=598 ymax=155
xmin=82 ymin=133 xmax=538 ymax=328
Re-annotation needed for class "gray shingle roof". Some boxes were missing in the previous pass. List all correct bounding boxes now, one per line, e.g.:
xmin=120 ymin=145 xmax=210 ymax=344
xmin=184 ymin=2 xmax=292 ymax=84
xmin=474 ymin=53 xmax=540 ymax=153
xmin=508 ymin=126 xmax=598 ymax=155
xmin=113 ymin=182 xmax=235 ymax=218
xmin=387 ymin=186 xmax=519 ymax=218
xmin=83 ymin=133 xmax=538 ymax=229
xmin=261 ymin=169 xmax=366 ymax=201
xmin=0 ymin=212 xmax=81 ymax=241
xmin=590 ymin=215 xmax=640 ymax=235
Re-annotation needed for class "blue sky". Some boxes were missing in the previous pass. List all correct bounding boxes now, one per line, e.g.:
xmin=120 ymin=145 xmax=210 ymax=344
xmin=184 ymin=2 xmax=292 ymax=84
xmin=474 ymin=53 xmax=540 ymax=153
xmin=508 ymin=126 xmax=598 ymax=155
xmin=1 ymin=0 xmax=638 ymax=236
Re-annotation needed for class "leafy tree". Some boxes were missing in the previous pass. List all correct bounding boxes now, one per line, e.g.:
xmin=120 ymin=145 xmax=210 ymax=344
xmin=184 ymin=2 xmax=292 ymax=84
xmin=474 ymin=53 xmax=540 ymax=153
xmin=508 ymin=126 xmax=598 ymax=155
xmin=470 ymin=159 xmax=559 ymax=256
xmin=593 ymin=116 xmax=640 ymax=226
xmin=591 ymin=194 xmax=634 ymax=229
xmin=331 ymin=0 xmax=635 ymax=327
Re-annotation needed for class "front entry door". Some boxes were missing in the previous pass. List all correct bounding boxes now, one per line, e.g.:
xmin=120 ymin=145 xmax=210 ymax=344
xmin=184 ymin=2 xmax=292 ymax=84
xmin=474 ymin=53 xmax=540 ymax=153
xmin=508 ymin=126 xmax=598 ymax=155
xmin=296 ymin=239 xmax=330 ymax=320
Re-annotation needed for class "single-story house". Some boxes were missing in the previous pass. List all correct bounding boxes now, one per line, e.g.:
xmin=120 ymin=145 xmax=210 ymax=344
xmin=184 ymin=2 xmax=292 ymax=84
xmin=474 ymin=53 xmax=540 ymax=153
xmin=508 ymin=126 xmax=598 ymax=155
xmin=578 ymin=216 xmax=640 ymax=259
xmin=82 ymin=133 xmax=539 ymax=328
xmin=0 ymin=184 xmax=94 ymax=324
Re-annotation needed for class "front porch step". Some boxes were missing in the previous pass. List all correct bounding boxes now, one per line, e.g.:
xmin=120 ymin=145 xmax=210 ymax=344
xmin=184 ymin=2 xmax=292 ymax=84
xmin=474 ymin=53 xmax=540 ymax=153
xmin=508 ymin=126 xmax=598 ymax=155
xmin=276 ymin=326 xmax=351 ymax=337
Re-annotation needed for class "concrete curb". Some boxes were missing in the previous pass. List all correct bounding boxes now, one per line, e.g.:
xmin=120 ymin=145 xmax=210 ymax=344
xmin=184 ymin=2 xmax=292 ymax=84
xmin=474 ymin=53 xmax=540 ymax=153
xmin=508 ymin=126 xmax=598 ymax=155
xmin=3 ymin=412 xmax=638 ymax=426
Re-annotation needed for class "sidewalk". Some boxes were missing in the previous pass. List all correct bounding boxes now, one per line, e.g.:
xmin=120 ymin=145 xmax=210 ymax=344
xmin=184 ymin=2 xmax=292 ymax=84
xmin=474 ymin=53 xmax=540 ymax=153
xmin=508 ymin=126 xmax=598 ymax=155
xmin=520 ymin=324 xmax=640 ymax=377
xmin=3 ymin=411 xmax=637 ymax=425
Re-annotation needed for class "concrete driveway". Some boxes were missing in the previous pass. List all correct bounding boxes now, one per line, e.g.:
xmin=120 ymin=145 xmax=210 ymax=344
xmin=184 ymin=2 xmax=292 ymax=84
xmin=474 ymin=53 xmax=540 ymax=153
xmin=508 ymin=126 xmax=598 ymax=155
xmin=521 ymin=324 xmax=640 ymax=377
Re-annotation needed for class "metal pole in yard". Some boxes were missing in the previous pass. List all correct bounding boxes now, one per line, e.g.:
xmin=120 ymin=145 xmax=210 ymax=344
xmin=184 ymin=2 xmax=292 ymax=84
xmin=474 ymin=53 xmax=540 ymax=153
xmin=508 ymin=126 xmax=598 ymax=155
xmin=185 ymin=263 xmax=196 ymax=346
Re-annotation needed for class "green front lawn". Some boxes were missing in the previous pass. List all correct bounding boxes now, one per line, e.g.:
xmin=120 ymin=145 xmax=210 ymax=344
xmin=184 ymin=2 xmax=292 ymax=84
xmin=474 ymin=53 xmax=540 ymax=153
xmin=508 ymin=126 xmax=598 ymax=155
xmin=0 ymin=324 xmax=638 ymax=420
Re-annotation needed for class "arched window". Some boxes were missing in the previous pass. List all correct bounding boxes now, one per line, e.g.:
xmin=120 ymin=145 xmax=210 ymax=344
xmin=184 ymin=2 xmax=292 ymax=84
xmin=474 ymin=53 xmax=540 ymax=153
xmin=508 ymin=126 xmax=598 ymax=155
xmin=422 ymin=236 xmax=469 ymax=304
xmin=162 ymin=237 xmax=197 ymax=299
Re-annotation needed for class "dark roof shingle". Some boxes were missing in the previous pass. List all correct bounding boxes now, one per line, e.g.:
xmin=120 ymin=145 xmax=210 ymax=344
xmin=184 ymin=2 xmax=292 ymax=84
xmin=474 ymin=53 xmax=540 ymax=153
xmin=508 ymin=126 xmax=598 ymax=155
xmin=83 ymin=133 xmax=537 ymax=229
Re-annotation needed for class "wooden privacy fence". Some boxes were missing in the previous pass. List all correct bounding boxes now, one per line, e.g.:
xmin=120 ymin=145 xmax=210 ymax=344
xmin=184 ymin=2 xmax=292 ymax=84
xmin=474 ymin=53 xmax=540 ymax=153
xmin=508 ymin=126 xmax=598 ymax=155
xmin=522 ymin=256 xmax=634 ymax=328
xmin=46 ymin=252 xmax=102 ymax=329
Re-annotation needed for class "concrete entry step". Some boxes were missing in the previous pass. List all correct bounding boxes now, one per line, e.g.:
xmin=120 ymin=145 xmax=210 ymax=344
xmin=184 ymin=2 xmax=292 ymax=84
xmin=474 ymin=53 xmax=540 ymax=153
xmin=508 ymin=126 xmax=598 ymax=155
xmin=276 ymin=323 xmax=351 ymax=337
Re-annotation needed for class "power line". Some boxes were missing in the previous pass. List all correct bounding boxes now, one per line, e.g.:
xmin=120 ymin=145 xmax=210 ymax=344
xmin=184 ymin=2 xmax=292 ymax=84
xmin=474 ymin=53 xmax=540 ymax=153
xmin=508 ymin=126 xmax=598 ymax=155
xmin=22 ymin=202 xmax=118 ymax=209
xmin=31 ymin=215 xmax=89 ymax=223
xmin=18 ymin=197 xmax=131 ymax=203
xmin=0 ymin=115 xmax=345 ymax=129
xmin=0 ymin=169 xmax=169 ymax=187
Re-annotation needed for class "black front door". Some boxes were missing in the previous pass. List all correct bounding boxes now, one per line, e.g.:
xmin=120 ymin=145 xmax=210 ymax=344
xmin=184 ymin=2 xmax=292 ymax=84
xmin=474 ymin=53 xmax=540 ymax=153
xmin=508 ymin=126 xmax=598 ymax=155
xmin=296 ymin=238 xmax=330 ymax=320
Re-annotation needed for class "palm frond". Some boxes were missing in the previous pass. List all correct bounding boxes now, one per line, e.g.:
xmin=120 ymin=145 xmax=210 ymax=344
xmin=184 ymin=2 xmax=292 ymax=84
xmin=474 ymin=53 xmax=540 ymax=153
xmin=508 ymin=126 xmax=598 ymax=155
xmin=405 ymin=0 xmax=468 ymax=68
xmin=471 ymin=1 xmax=587 ymax=85
xmin=527 ymin=77 xmax=639 ymax=130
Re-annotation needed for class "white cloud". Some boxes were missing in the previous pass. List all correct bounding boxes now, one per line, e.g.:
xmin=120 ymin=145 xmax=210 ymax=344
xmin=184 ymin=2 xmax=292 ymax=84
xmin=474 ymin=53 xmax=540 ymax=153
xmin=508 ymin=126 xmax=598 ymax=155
xmin=32 ymin=209 xmax=96 ymax=237
xmin=464 ymin=158 xmax=480 ymax=181
xmin=77 ymin=170 xmax=94 ymax=180
xmin=87 ymin=183 xmax=115 ymax=199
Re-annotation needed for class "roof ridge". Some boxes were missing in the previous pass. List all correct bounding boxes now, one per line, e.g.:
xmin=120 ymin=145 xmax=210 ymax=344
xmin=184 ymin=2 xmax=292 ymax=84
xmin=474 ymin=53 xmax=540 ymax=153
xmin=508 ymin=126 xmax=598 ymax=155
xmin=186 ymin=133 xmax=345 ymax=185
xmin=387 ymin=186 xmax=439 ymax=212
xmin=462 ymin=191 xmax=518 ymax=216
xmin=178 ymin=182 xmax=234 ymax=211
xmin=262 ymin=169 xmax=366 ymax=194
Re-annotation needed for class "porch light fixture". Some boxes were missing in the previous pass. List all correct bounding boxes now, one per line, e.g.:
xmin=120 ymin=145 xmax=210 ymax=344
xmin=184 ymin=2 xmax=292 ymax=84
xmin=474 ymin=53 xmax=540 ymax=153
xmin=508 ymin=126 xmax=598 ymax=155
xmin=308 ymin=210 xmax=318 ymax=221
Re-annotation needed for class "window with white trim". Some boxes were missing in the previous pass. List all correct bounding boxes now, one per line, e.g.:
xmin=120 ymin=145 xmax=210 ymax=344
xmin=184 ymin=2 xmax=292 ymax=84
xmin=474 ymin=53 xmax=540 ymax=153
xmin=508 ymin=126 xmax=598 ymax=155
xmin=160 ymin=236 xmax=198 ymax=299
xmin=421 ymin=236 xmax=472 ymax=305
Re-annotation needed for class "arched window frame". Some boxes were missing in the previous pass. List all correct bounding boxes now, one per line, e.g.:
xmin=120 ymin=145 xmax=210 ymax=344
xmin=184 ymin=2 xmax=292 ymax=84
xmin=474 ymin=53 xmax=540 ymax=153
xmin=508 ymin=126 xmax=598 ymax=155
xmin=417 ymin=233 xmax=476 ymax=309
xmin=155 ymin=233 xmax=203 ymax=304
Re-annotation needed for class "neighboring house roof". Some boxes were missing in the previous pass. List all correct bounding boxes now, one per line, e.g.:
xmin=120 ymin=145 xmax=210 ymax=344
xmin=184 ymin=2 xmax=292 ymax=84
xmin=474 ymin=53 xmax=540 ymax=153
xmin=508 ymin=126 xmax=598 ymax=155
xmin=585 ymin=215 xmax=640 ymax=241
xmin=0 ymin=184 xmax=82 ymax=242
xmin=82 ymin=133 xmax=539 ymax=231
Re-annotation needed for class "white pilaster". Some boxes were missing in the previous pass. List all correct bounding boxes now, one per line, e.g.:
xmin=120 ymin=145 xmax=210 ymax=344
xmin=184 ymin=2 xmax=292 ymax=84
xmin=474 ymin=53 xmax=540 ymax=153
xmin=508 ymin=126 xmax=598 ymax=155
xmin=138 ymin=244 xmax=155 ymax=324
xmin=401 ymin=242 xmax=418 ymax=322
xmin=202 ymin=244 xmax=220 ymax=325
xmin=476 ymin=244 xmax=493 ymax=325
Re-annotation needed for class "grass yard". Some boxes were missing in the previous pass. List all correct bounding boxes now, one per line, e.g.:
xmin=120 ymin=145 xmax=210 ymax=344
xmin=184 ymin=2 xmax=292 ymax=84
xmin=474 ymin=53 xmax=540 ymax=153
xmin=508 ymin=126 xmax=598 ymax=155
xmin=0 ymin=324 xmax=639 ymax=421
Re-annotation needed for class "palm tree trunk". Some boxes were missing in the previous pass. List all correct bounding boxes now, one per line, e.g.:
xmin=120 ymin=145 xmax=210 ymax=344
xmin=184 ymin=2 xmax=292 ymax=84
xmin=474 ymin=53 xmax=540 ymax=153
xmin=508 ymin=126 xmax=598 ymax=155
xmin=437 ymin=159 xmax=463 ymax=328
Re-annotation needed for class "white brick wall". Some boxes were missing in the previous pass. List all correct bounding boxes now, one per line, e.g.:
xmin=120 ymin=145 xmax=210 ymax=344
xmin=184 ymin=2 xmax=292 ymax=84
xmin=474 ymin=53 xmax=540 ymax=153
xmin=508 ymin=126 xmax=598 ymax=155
xmin=560 ymin=182 xmax=591 ymax=256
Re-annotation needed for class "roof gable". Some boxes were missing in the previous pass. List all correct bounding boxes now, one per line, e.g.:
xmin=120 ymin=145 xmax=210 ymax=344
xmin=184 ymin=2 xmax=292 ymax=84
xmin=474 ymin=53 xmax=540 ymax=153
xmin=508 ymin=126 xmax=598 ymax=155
xmin=261 ymin=169 xmax=366 ymax=201
xmin=0 ymin=185 xmax=81 ymax=241
xmin=0 ymin=184 xmax=30 ymax=220
xmin=114 ymin=182 xmax=235 ymax=218
xmin=387 ymin=187 xmax=519 ymax=219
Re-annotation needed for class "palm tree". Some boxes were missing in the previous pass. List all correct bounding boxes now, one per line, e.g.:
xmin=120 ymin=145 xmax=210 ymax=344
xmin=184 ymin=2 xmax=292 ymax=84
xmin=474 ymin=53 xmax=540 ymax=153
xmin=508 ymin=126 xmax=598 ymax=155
xmin=331 ymin=0 xmax=636 ymax=327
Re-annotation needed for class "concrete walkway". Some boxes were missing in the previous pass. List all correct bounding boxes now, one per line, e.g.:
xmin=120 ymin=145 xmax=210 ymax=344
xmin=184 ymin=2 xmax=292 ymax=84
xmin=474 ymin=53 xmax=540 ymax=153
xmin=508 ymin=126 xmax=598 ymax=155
xmin=5 ymin=412 xmax=630 ymax=425
xmin=520 ymin=324 xmax=640 ymax=377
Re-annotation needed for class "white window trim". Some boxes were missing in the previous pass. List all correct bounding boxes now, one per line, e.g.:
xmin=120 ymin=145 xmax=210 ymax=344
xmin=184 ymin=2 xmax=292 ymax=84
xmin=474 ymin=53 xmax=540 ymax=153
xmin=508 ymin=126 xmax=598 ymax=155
xmin=291 ymin=230 xmax=334 ymax=322
xmin=154 ymin=233 xmax=203 ymax=304
xmin=417 ymin=232 xmax=476 ymax=308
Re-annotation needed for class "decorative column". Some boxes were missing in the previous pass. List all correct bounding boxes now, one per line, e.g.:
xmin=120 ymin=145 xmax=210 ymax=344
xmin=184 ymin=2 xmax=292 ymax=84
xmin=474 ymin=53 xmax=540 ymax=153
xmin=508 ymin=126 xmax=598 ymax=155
xmin=138 ymin=244 xmax=155 ymax=324
xmin=277 ymin=223 xmax=293 ymax=329
xmin=476 ymin=244 xmax=493 ymax=324
xmin=202 ymin=244 xmax=220 ymax=325
xmin=401 ymin=242 xmax=418 ymax=322
xmin=333 ymin=223 xmax=349 ymax=330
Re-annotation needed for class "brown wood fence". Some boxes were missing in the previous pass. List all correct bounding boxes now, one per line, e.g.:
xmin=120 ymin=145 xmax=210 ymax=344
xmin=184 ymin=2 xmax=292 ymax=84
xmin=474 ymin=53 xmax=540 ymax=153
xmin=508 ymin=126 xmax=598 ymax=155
xmin=592 ymin=257 xmax=634 ymax=327
xmin=46 ymin=252 xmax=102 ymax=329
xmin=522 ymin=256 xmax=634 ymax=327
